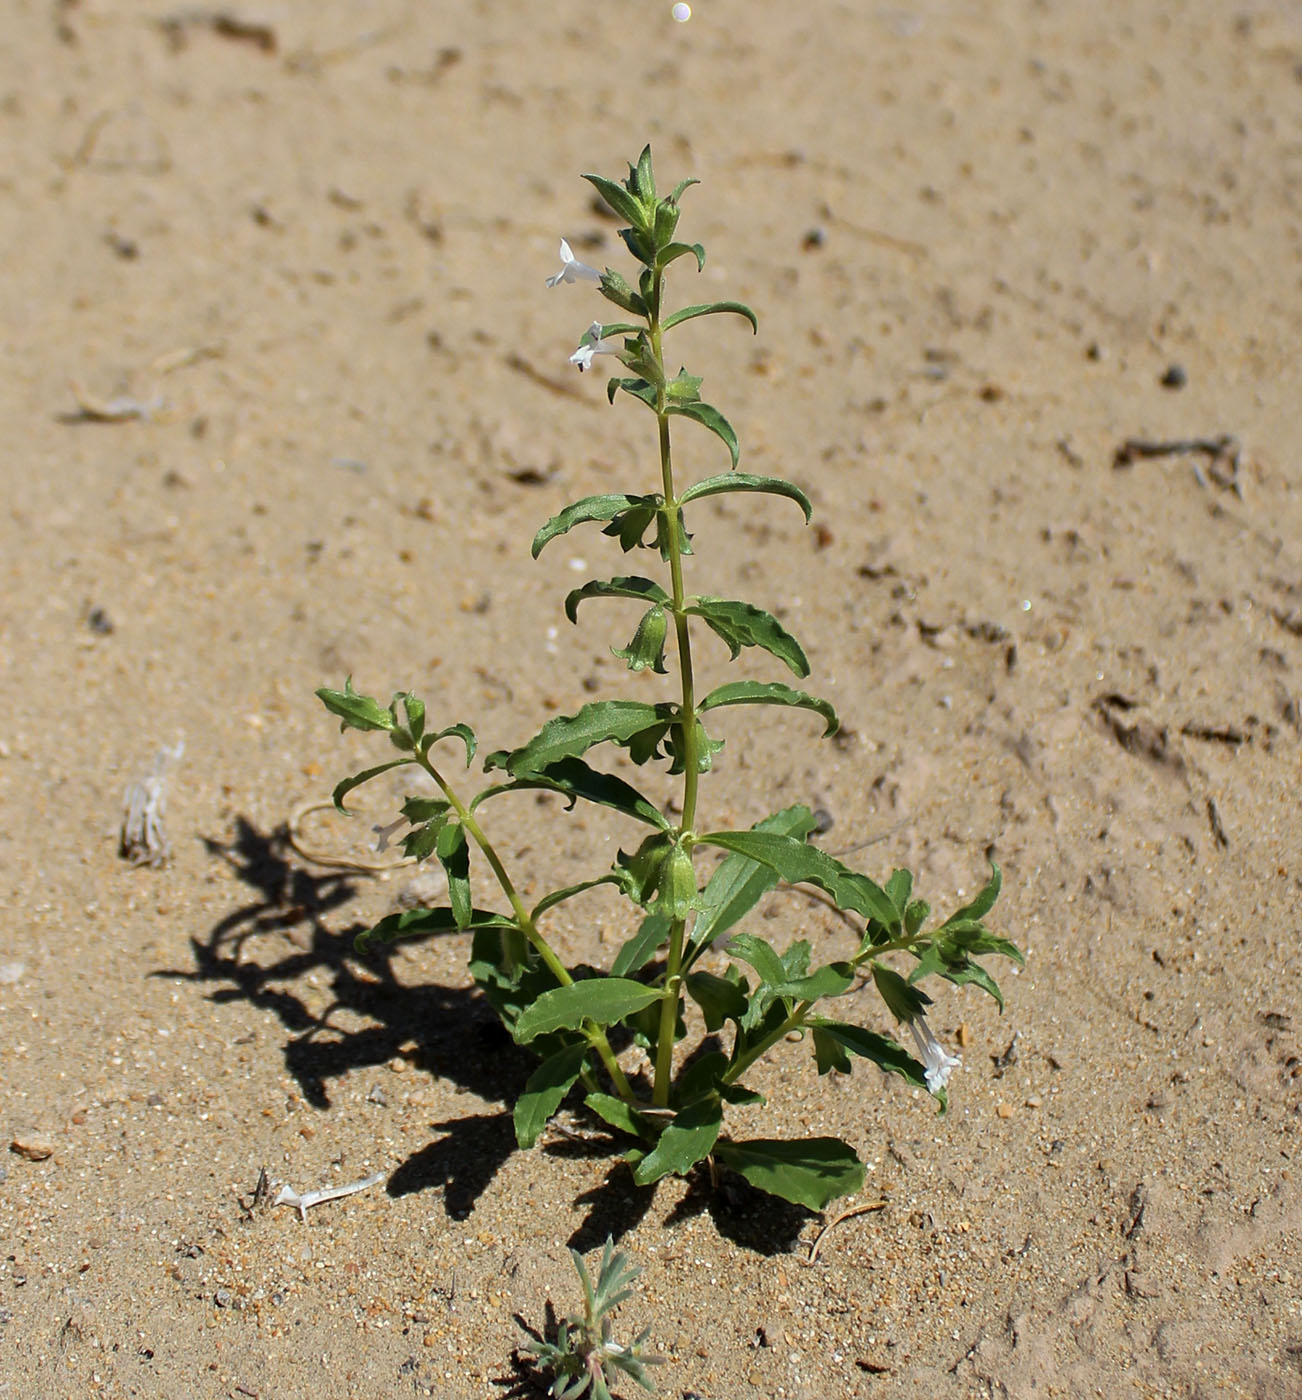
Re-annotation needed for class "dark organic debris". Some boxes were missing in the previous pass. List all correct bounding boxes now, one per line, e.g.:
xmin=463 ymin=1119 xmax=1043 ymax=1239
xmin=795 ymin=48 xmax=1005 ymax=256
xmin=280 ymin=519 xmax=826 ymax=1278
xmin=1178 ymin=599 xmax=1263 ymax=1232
xmin=1093 ymin=695 xmax=1186 ymax=776
xmin=1112 ymin=434 xmax=1240 ymax=493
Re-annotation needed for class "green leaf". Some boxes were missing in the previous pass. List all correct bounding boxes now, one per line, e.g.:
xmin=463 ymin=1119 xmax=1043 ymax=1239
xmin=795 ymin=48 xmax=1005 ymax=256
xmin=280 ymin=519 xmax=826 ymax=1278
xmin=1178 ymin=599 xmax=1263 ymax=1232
xmin=435 ymin=821 xmax=472 ymax=929
xmin=872 ymin=963 xmax=930 ymax=1022
xmin=666 ymin=400 xmax=740 ymax=468
xmin=664 ymin=368 xmax=703 ymax=403
xmin=473 ymin=756 xmax=670 ymax=831
xmin=698 ymin=680 xmax=837 ymax=736
xmin=685 ymin=970 xmax=748 ymax=1031
xmin=484 ymin=699 xmax=676 ymax=777
xmin=667 ymin=176 xmax=699 ymax=204
xmin=618 ymin=224 xmax=657 ymax=268
xmin=727 ymin=932 xmax=789 ymax=989
xmin=584 ymin=1093 xmax=650 ymax=1139
xmin=356 ymin=905 xmax=516 ymax=952
xmin=402 ymin=808 xmax=453 ymax=862
xmin=395 ymin=692 xmax=425 ymax=743
xmin=632 ymin=1098 xmax=723 ymax=1185
xmin=317 ymin=677 xmax=396 ymax=732
xmin=582 ymin=171 xmax=646 ymax=229
xmin=686 ymin=598 xmax=809 ymax=677
xmin=598 ymin=269 xmax=649 ymax=318
xmin=614 ymin=605 xmax=669 ymax=674
xmin=604 ymin=500 xmax=661 ymax=553
xmin=564 ymin=575 xmax=670 ymax=624
xmin=329 ymin=757 xmax=415 ymax=813
xmin=685 ymin=805 xmax=819 ymax=964
xmin=779 ymin=962 xmax=854 ymax=1001
xmin=402 ymin=796 xmax=450 ymax=823
xmin=607 ymin=376 xmax=658 ymax=409
xmin=678 ymin=471 xmax=809 ymax=520
xmin=672 ymin=1050 xmax=730 ymax=1106
xmin=809 ymin=1020 xmax=927 ymax=1089
xmin=632 ymin=145 xmax=656 ymax=204
xmin=610 ymin=913 xmax=671 ymax=977
xmin=697 ymin=828 xmax=898 ymax=925
xmin=530 ymin=873 xmax=629 ymax=923
xmin=713 ymin=1137 xmax=865 ymax=1210
xmin=514 ymin=1041 xmax=590 ymax=1149
xmin=532 ymin=494 xmax=651 ymax=558
xmin=656 ymin=240 xmax=706 ymax=273
xmin=417 ymin=722 xmax=476 ymax=766
xmin=885 ymin=868 xmax=913 ymax=922
xmin=512 ymin=978 xmax=661 ymax=1044
xmin=909 ymin=946 xmax=1008 ymax=1009
xmin=942 ymin=862 xmax=1003 ymax=926
xmin=661 ymin=300 xmax=759 ymax=334
xmin=652 ymin=196 xmax=682 ymax=246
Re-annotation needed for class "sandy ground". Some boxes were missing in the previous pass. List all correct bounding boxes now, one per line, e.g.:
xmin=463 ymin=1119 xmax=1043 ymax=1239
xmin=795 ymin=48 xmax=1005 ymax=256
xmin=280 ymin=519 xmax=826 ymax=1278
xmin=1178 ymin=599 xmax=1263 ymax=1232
xmin=2 ymin=1 xmax=1301 ymax=1396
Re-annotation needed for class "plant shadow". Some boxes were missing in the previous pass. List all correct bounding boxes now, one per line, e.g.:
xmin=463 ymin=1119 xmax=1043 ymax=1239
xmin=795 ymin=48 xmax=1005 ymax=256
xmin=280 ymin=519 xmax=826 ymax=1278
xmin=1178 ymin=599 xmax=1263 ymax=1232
xmin=165 ymin=815 xmax=819 ymax=1251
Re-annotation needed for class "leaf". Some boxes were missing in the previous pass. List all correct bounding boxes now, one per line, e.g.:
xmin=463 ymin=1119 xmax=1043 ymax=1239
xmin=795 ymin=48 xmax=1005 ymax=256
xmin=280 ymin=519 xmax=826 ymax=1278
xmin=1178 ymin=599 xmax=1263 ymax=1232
xmin=808 ymin=1019 xmax=927 ymax=1089
xmin=908 ymin=946 xmax=1008 ymax=1009
xmin=678 ymin=471 xmax=809 ymax=520
xmin=667 ymin=176 xmax=699 ymax=203
xmin=514 ymin=1042 xmax=590 ymax=1149
xmin=356 ymin=905 xmax=516 ymax=952
xmin=632 ymin=144 xmax=656 ymax=203
xmin=604 ymin=500 xmax=661 ymax=553
xmin=685 ymin=805 xmax=819 ymax=963
xmin=614 ymin=605 xmax=669 ymax=674
xmin=726 ymin=932 xmax=789 ymax=989
xmin=661 ymin=300 xmax=759 ymax=334
xmin=530 ymin=873 xmax=630 ymax=923
xmin=672 ymin=1050 xmax=729 ymax=1106
xmin=942 ymin=862 xmax=1003 ymax=926
xmin=532 ymin=494 xmax=649 ymax=558
xmin=329 ymin=757 xmax=415 ymax=813
xmin=713 ymin=1137 xmax=865 ymax=1211
xmin=402 ymin=808 xmax=453 ymax=862
xmin=402 ymin=796 xmax=450 ymax=823
xmin=421 ymin=722 xmax=477 ymax=766
xmin=607 ymin=376 xmax=658 ymax=409
xmin=632 ymin=1098 xmax=723 ymax=1185
xmin=610 ymin=913 xmax=671 ymax=977
xmin=317 ymin=677 xmax=396 ymax=732
xmin=698 ymin=680 xmax=837 ymax=736
xmin=583 ymin=1093 xmax=649 ymax=1139
xmin=872 ymin=963 xmax=930 ymax=1022
xmin=564 ymin=575 xmax=670 ymax=624
xmin=664 ymin=368 xmax=703 ymax=403
xmin=435 ymin=821 xmax=472 ymax=929
xmin=885 ymin=868 xmax=913 ymax=921
xmin=685 ymin=970 xmax=748 ymax=1031
xmin=698 ymin=828 xmax=898 ymax=926
xmin=484 ymin=699 xmax=675 ymax=777
xmin=512 ymin=978 xmax=662 ymax=1044
xmin=618 ymin=224 xmax=656 ymax=268
xmin=779 ymin=962 xmax=854 ymax=1002
xmin=395 ymin=691 xmax=425 ymax=743
xmin=581 ymin=171 xmax=646 ymax=228
xmin=598 ymin=269 xmax=648 ymax=318
xmin=686 ymin=598 xmax=809 ymax=677
xmin=473 ymin=756 xmax=669 ymax=831
xmin=666 ymin=400 xmax=740 ymax=468
xmin=657 ymin=240 xmax=706 ymax=273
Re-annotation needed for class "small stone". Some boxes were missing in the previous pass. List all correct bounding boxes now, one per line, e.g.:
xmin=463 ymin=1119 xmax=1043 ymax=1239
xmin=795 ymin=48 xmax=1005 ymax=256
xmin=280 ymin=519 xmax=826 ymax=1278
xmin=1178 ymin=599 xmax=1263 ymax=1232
xmin=213 ymin=1287 xmax=232 ymax=1308
xmin=996 ymin=1103 xmax=1016 ymax=1119
xmin=1159 ymin=363 xmax=1187 ymax=390
xmin=11 ymin=1134 xmax=54 ymax=1161
xmin=956 ymin=1022 xmax=972 ymax=1049
xmin=423 ymin=1332 xmax=438 ymax=1348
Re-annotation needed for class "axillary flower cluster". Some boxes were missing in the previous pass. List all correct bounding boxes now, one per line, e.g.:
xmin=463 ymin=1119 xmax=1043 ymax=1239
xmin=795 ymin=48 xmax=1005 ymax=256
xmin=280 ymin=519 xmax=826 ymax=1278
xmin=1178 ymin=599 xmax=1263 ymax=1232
xmin=315 ymin=147 xmax=1018 ymax=1212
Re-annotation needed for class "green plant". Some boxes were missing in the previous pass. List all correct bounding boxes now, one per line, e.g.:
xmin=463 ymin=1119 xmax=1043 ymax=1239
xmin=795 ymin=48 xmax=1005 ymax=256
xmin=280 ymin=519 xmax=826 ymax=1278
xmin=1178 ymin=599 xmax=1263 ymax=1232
xmin=317 ymin=146 xmax=1022 ymax=1211
xmin=521 ymin=1239 xmax=659 ymax=1400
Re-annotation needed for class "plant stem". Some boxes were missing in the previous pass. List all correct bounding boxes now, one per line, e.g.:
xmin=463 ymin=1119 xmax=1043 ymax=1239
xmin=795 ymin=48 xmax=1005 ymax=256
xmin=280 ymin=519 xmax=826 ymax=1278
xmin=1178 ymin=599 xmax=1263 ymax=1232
xmin=721 ymin=999 xmax=814 ymax=1086
xmin=649 ymin=268 xmax=699 ymax=1108
xmin=418 ymin=753 xmax=634 ymax=1101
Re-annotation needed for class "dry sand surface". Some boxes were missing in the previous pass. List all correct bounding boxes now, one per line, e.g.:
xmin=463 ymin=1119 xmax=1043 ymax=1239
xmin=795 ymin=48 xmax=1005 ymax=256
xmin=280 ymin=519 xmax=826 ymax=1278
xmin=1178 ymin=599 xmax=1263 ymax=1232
xmin=2 ymin=1 xmax=1301 ymax=1396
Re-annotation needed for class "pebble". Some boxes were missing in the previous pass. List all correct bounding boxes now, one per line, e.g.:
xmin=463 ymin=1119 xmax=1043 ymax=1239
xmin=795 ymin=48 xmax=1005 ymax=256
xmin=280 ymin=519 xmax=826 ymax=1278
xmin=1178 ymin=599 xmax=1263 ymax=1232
xmin=0 ymin=961 xmax=24 ymax=985
xmin=1160 ymin=363 xmax=1187 ymax=389
xmin=10 ymin=1133 xmax=54 ymax=1161
xmin=996 ymin=1103 xmax=1016 ymax=1119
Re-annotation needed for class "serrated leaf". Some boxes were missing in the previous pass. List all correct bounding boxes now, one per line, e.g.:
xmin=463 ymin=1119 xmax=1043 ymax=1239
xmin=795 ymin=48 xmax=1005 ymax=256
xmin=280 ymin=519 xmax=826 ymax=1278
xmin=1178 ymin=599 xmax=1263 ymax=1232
xmin=473 ymin=756 xmax=670 ymax=831
xmin=317 ymin=678 xmax=396 ymax=732
xmin=885 ymin=868 xmax=913 ymax=920
xmin=685 ymin=970 xmax=748 ymax=1031
xmin=329 ymin=757 xmax=415 ymax=813
xmin=713 ymin=1137 xmax=864 ymax=1210
xmin=632 ymin=1097 xmax=722 ymax=1185
xmin=697 ymin=828 xmax=898 ymax=925
xmin=687 ymin=598 xmax=809 ymax=677
xmin=532 ymin=494 xmax=649 ymax=558
xmin=809 ymin=1019 xmax=927 ymax=1089
xmin=356 ymin=905 xmax=516 ymax=953
xmin=435 ymin=821 xmax=472 ymax=928
xmin=685 ymin=805 xmax=819 ymax=965
xmin=514 ymin=1041 xmax=590 ymax=1149
xmin=661 ymin=300 xmax=758 ymax=334
xmin=678 ymin=471 xmax=808 ymax=519
xmin=582 ymin=171 xmax=646 ymax=228
xmin=656 ymin=240 xmax=706 ymax=273
xmin=727 ymin=932 xmax=789 ymax=989
xmin=908 ymin=944 xmax=1008 ymax=1009
xmin=610 ymin=913 xmax=671 ymax=977
xmin=666 ymin=400 xmax=740 ymax=467
xmin=778 ymin=962 xmax=854 ymax=1002
xmin=614 ymin=605 xmax=669 ymax=674
xmin=698 ymin=680 xmax=837 ymax=736
xmin=402 ymin=809 xmax=452 ymax=862
xmin=484 ymin=699 xmax=676 ymax=777
xmin=513 ymin=978 xmax=662 ymax=1043
xmin=564 ymin=575 xmax=670 ymax=624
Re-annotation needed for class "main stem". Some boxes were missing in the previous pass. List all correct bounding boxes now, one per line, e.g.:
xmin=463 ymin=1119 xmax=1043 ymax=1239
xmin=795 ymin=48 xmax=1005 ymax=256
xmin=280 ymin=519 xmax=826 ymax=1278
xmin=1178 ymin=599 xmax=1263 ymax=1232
xmin=650 ymin=269 xmax=699 ymax=1108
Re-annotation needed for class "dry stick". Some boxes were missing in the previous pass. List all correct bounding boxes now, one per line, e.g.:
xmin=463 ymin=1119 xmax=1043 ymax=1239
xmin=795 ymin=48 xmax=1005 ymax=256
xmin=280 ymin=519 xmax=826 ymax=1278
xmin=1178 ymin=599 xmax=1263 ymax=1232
xmin=273 ymin=1172 xmax=387 ymax=1224
xmin=286 ymin=798 xmax=410 ymax=873
xmin=805 ymin=1199 xmax=888 ymax=1265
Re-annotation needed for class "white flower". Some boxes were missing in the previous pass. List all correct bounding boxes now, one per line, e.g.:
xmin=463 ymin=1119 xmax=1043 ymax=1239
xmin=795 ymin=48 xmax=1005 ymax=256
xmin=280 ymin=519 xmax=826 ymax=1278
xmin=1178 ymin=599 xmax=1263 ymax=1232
xmin=372 ymin=816 xmax=406 ymax=853
xmin=908 ymin=1015 xmax=961 ymax=1094
xmin=569 ymin=321 xmax=620 ymax=372
xmin=545 ymin=238 xmax=602 ymax=287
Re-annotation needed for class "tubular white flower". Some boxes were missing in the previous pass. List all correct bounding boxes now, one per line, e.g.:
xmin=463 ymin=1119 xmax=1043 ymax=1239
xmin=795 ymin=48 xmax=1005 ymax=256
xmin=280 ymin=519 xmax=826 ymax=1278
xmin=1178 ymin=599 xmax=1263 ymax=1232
xmin=908 ymin=1015 xmax=961 ymax=1094
xmin=569 ymin=321 xmax=620 ymax=372
xmin=372 ymin=816 xmax=405 ymax=853
xmin=546 ymin=237 xmax=602 ymax=287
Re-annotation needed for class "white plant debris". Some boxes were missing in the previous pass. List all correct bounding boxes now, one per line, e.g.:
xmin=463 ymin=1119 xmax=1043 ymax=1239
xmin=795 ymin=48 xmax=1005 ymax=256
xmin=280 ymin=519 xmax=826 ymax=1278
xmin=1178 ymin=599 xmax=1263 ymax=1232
xmin=119 ymin=741 xmax=185 ymax=867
